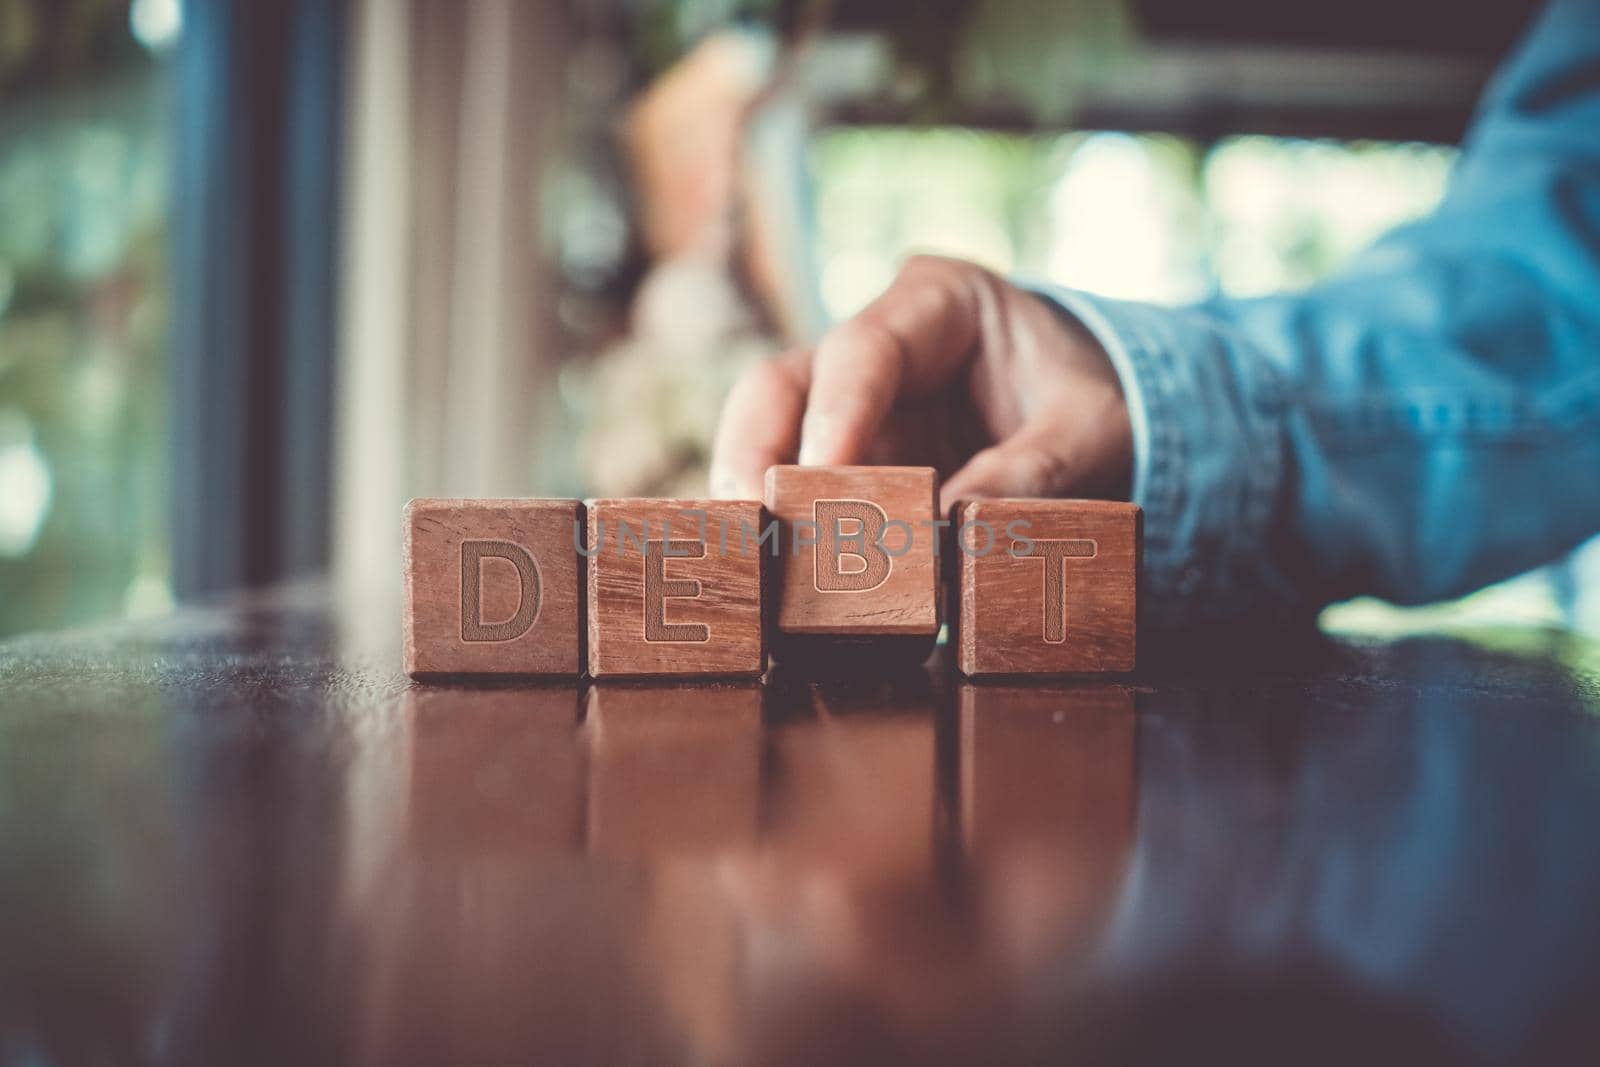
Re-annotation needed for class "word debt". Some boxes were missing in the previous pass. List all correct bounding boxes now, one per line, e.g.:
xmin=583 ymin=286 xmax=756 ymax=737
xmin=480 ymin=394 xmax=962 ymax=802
xmin=402 ymin=467 xmax=1141 ymax=680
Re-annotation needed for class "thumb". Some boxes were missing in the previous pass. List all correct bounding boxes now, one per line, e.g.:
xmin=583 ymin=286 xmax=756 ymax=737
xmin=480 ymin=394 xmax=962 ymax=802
xmin=939 ymin=407 xmax=1130 ymax=514
xmin=939 ymin=429 xmax=1080 ymax=515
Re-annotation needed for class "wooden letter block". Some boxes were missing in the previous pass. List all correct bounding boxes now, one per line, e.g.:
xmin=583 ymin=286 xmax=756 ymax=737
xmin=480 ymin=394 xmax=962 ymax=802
xmin=404 ymin=498 xmax=582 ymax=677
xmin=953 ymin=499 xmax=1140 ymax=675
xmin=763 ymin=466 xmax=940 ymax=658
xmin=586 ymin=499 xmax=765 ymax=678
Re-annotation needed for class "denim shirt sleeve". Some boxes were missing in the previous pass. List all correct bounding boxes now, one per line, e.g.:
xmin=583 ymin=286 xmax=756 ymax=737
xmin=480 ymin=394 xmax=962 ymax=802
xmin=1037 ymin=0 xmax=1600 ymax=626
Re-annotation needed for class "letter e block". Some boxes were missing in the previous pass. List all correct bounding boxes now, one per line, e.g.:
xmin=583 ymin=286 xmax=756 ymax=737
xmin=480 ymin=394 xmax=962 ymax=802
xmin=764 ymin=465 xmax=940 ymax=657
xmin=586 ymin=499 xmax=765 ymax=678
xmin=403 ymin=499 xmax=583 ymax=677
xmin=953 ymin=499 xmax=1139 ymax=675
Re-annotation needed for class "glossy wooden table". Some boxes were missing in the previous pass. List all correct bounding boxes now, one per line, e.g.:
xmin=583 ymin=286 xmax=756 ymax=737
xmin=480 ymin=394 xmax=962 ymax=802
xmin=2 ymin=584 xmax=1599 ymax=1065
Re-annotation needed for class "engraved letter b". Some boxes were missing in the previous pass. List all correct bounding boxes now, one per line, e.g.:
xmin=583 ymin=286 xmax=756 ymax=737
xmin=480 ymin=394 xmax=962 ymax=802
xmin=814 ymin=500 xmax=892 ymax=592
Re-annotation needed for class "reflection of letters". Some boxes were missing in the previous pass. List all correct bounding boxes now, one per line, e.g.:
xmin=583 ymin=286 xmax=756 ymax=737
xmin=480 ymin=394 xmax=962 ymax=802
xmin=814 ymin=500 xmax=892 ymax=592
xmin=645 ymin=540 xmax=710 ymax=643
xmin=1012 ymin=539 xmax=1097 ymax=643
xmin=460 ymin=540 xmax=541 ymax=642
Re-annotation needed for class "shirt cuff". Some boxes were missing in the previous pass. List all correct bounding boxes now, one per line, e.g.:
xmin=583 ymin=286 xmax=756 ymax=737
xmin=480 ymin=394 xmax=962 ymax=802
xmin=1026 ymin=285 xmax=1292 ymax=625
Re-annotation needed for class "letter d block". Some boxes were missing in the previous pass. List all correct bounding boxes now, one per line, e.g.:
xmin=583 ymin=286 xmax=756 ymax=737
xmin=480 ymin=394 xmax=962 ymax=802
xmin=953 ymin=499 xmax=1140 ymax=676
xmin=403 ymin=499 xmax=583 ymax=677
xmin=586 ymin=499 xmax=765 ymax=678
xmin=764 ymin=466 xmax=940 ymax=658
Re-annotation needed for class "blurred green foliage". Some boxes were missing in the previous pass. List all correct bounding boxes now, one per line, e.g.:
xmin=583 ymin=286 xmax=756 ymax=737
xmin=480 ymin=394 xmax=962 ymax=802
xmin=0 ymin=0 xmax=169 ymax=637
xmin=809 ymin=125 xmax=1455 ymax=318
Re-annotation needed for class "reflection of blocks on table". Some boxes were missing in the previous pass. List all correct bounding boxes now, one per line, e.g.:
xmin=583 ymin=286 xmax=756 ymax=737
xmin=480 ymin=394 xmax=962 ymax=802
xmin=583 ymin=684 xmax=762 ymax=858
xmin=763 ymin=466 xmax=940 ymax=658
xmin=586 ymin=499 xmax=766 ymax=678
xmin=763 ymin=673 xmax=937 ymax=877
xmin=405 ymin=685 xmax=584 ymax=853
xmin=952 ymin=500 xmax=1140 ymax=676
xmin=958 ymin=684 xmax=1135 ymax=862
xmin=404 ymin=499 xmax=583 ymax=677
xmin=958 ymin=684 xmax=1136 ymax=952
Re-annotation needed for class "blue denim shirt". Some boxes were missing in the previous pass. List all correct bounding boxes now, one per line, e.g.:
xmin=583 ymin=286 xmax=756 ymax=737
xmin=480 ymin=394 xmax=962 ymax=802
xmin=1042 ymin=0 xmax=1600 ymax=626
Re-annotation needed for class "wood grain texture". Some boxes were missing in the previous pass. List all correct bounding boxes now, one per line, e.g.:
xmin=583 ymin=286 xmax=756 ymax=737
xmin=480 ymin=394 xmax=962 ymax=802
xmin=763 ymin=466 xmax=940 ymax=639
xmin=953 ymin=499 xmax=1140 ymax=676
xmin=403 ymin=498 xmax=583 ymax=677
xmin=586 ymin=499 xmax=765 ymax=677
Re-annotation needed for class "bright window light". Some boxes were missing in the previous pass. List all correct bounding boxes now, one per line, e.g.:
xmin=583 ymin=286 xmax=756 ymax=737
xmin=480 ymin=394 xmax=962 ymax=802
xmin=0 ymin=410 xmax=53 ymax=559
xmin=130 ymin=0 xmax=183 ymax=53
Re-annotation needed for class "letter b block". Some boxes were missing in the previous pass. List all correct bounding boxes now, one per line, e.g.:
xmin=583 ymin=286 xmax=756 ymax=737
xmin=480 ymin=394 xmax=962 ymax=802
xmin=403 ymin=499 xmax=583 ymax=677
xmin=953 ymin=499 xmax=1139 ymax=675
xmin=586 ymin=499 xmax=765 ymax=678
xmin=764 ymin=466 xmax=940 ymax=659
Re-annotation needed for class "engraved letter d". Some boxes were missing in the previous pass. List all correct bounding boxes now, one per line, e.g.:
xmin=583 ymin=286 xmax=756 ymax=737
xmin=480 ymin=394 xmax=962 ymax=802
xmin=460 ymin=540 xmax=541 ymax=642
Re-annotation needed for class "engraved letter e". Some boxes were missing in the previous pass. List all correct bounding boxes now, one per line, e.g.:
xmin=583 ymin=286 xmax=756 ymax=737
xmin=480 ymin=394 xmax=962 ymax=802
xmin=645 ymin=539 xmax=710 ymax=642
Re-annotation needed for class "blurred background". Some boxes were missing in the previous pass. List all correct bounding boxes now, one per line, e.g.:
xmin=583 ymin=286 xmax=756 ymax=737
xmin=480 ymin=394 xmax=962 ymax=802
xmin=2 ymin=0 xmax=1594 ymax=640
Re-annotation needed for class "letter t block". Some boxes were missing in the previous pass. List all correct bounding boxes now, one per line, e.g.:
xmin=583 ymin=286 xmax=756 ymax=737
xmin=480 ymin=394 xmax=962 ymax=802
xmin=586 ymin=499 xmax=766 ymax=678
xmin=953 ymin=499 xmax=1140 ymax=676
xmin=403 ymin=498 xmax=583 ymax=677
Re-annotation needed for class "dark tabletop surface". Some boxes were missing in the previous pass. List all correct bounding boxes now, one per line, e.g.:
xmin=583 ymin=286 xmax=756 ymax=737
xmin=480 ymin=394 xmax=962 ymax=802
xmin=2 ymin=583 xmax=1599 ymax=1066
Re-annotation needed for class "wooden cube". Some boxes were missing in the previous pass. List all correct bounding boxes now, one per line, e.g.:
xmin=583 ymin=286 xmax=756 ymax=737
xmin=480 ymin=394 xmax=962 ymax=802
xmin=404 ymin=498 xmax=583 ymax=677
xmin=763 ymin=466 xmax=940 ymax=657
xmin=952 ymin=499 xmax=1140 ymax=676
xmin=586 ymin=499 xmax=765 ymax=678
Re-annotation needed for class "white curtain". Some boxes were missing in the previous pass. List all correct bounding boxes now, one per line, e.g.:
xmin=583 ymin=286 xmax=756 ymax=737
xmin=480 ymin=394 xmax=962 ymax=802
xmin=335 ymin=0 xmax=570 ymax=600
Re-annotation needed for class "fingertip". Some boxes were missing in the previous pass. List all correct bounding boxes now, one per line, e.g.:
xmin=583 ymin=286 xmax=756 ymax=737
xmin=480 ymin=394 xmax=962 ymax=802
xmin=708 ymin=468 xmax=739 ymax=500
xmin=937 ymin=473 xmax=990 ymax=517
xmin=797 ymin=413 xmax=844 ymax=467
xmin=796 ymin=430 xmax=825 ymax=468
xmin=941 ymin=437 xmax=1074 ymax=510
xmin=711 ymin=349 xmax=812 ymax=497
xmin=709 ymin=456 xmax=769 ymax=501
xmin=941 ymin=447 xmax=1007 ymax=498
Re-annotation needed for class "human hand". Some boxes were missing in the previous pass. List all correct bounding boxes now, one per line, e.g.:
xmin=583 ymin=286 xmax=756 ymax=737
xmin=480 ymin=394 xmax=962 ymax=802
xmin=710 ymin=255 xmax=1133 ymax=512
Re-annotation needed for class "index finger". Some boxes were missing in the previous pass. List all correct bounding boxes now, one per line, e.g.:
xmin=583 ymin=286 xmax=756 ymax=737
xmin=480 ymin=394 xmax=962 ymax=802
xmin=798 ymin=255 xmax=985 ymax=466
xmin=709 ymin=347 xmax=813 ymax=499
